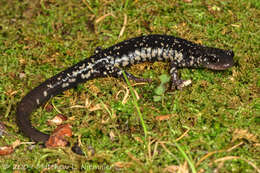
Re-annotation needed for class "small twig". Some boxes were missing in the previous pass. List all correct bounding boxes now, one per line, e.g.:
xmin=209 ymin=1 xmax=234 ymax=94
xmin=116 ymin=83 xmax=140 ymax=104
xmin=196 ymin=150 xmax=224 ymax=167
xmin=226 ymin=141 xmax=244 ymax=152
xmin=196 ymin=141 xmax=245 ymax=167
xmin=51 ymin=100 xmax=62 ymax=114
xmin=119 ymin=13 xmax=127 ymax=38
xmin=95 ymin=13 xmax=115 ymax=24
xmin=213 ymin=156 xmax=260 ymax=173
xmin=160 ymin=142 xmax=175 ymax=156
xmin=131 ymin=82 xmax=147 ymax=86
xmin=82 ymin=0 xmax=95 ymax=14
xmin=175 ymin=129 xmax=190 ymax=142
xmin=127 ymin=152 xmax=143 ymax=166
xmin=116 ymin=85 xmax=129 ymax=104
xmin=152 ymin=141 xmax=159 ymax=159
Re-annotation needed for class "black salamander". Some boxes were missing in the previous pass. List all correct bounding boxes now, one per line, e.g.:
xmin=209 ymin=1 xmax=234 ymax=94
xmin=16 ymin=34 xmax=234 ymax=154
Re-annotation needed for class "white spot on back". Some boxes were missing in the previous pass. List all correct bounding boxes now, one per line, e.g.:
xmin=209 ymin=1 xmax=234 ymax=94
xmin=175 ymin=51 xmax=183 ymax=62
xmin=69 ymin=78 xmax=76 ymax=83
xmin=128 ymin=52 xmax=135 ymax=64
xmin=135 ymin=49 xmax=141 ymax=56
xmin=168 ymin=49 xmax=174 ymax=61
xmin=36 ymin=99 xmax=40 ymax=105
xmin=152 ymin=48 xmax=157 ymax=57
xmin=62 ymin=83 xmax=69 ymax=88
xmin=114 ymin=62 xmax=120 ymax=67
xmin=190 ymin=60 xmax=194 ymax=66
xmin=157 ymin=48 xmax=163 ymax=60
xmin=79 ymin=63 xmax=86 ymax=69
xmin=135 ymin=56 xmax=141 ymax=61
xmin=47 ymin=84 xmax=53 ymax=88
xmin=122 ymin=61 xmax=129 ymax=66
xmin=146 ymin=47 xmax=152 ymax=55
xmin=134 ymin=50 xmax=141 ymax=61
xmin=170 ymin=67 xmax=176 ymax=74
xmin=117 ymin=71 xmax=122 ymax=76
xmin=140 ymin=48 xmax=147 ymax=59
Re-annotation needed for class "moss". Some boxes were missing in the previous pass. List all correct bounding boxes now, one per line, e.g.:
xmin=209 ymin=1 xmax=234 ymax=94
xmin=0 ymin=0 xmax=259 ymax=172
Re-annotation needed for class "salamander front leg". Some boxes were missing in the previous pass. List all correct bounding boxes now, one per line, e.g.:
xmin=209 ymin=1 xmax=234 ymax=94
xmin=110 ymin=67 xmax=152 ymax=83
xmin=170 ymin=63 xmax=192 ymax=90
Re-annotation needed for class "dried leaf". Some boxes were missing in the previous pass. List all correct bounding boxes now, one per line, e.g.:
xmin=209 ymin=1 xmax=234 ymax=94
xmin=89 ymin=103 xmax=102 ymax=111
xmin=19 ymin=72 xmax=26 ymax=79
xmin=156 ymin=114 xmax=176 ymax=121
xmin=163 ymin=161 xmax=189 ymax=173
xmin=45 ymin=124 xmax=72 ymax=148
xmin=48 ymin=114 xmax=67 ymax=125
xmin=109 ymin=131 xmax=116 ymax=141
xmin=133 ymin=136 xmax=143 ymax=144
xmin=232 ymin=129 xmax=258 ymax=143
xmin=44 ymin=104 xmax=53 ymax=112
xmin=0 ymin=146 xmax=14 ymax=155
xmin=12 ymin=140 xmax=22 ymax=148
xmin=163 ymin=165 xmax=179 ymax=172
xmin=113 ymin=162 xmax=133 ymax=169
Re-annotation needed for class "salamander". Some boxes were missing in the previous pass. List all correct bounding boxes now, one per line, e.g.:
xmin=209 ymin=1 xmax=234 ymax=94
xmin=16 ymin=34 xmax=234 ymax=154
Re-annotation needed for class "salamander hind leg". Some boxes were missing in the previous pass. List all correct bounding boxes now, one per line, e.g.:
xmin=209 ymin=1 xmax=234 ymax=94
xmin=110 ymin=67 xmax=152 ymax=83
xmin=124 ymin=72 xmax=153 ymax=82
xmin=170 ymin=63 xmax=192 ymax=90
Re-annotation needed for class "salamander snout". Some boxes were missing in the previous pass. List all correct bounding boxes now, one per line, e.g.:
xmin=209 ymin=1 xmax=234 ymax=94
xmin=203 ymin=48 xmax=234 ymax=70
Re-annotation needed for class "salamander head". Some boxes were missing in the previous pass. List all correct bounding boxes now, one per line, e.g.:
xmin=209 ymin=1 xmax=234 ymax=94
xmin=201 ymin=48 xmax=234 ymax=70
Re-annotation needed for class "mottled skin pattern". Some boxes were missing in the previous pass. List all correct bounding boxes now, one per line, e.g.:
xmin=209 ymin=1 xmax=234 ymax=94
xmin=16 ymin=34 xmax=234 ymax=154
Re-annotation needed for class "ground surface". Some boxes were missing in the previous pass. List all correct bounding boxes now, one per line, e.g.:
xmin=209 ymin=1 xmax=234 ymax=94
xmin=0 ymin=0 xmax=259 ymax=172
